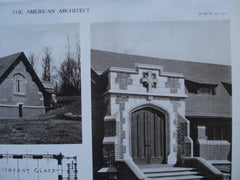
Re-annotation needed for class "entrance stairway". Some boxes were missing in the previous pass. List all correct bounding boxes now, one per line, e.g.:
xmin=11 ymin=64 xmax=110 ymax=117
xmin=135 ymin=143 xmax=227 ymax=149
xmin=138 ymin=164 xmax=207 ymax=180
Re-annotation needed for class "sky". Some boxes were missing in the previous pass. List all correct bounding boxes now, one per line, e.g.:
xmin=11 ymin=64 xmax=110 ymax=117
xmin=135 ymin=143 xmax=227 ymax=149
xmin=0 ymin=23 xmax=80 ymax=76
xmin=91 ymin=20 xmax=231 ymax=65
xmin=0 ymin=20 xmax=231 ymax=79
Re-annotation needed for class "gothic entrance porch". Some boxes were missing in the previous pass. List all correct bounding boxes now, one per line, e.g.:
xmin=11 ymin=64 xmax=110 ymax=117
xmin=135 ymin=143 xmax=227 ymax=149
xmin=98 ymin=63 xmax=193 ymax=180
xmin=131 ymin=107 xmax=167 ymax=164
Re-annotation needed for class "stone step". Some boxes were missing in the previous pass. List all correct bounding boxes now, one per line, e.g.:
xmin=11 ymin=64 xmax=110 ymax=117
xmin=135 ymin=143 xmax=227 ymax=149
xmin=141 ymin=167 xmax=196 ymax=173
xmin=146 ymin=171 xmax=201 ymax=178
xmin=146 ymin=175 xmax=206 ymax=180
xmin=138 ymin=164 xmax=175 ymax=169
xmin=147 ymin=176 xmax=206 ymax=180
xmin=139 ymin=165 xmax=206 ymax=179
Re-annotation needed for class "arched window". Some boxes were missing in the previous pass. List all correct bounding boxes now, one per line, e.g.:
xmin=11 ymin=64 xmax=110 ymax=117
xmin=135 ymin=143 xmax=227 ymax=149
xmin=13 ymin=73 xmax=26 ymax=94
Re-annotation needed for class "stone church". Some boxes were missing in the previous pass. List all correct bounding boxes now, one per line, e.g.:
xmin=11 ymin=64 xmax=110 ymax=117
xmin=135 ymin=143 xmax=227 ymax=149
xmin=0 ymin=52 xmax=46 ymax=118
xmin=91 ymin=50 xmax=232 ymax=180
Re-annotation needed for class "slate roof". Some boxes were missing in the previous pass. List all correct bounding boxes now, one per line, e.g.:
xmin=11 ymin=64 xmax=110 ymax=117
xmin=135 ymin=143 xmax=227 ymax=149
xmin=0 ymin=52 xmax=22 ymax=79
xmin=42 ymin=81 xmax=55 ymax=94
xmin=0 ymin=52 xmax=45 ymax=92
xmin=91 ymin=49 xmax=232 ymax=118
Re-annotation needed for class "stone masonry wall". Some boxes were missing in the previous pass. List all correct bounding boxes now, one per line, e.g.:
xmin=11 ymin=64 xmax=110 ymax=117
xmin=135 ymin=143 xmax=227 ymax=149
xmin=110 ymin=93 xmax=187 ymax=164
xmin=177 ymin=115 xmax=193 ymax=158
xmin=103 ymin=64 xmax=187 ymax=168
xmin=0 ymin=61 xmax=44 ymax=118
xmin=165 ymin=77 xmax=181 ymax=93
xmin=103 ymin=144 xmax=115 ymax=167
xmin=197 ymin=126 xmax=230 ymax=160
xmin=115 ymin=72 xmax=133 ymax=90
xmin=197 ymin=140 xmax=230 ymax=160
xmin=97 ymin=64 xmax=188 ymax=179
xmin=110 ymin=66 xmax=186 ymax=96
xmin=104 ymin=121 xmax=116 ymax=137
xmin=115 ymin=95 xmax=128 ymax=160
xmin=0 ymin=106 xmax=19 ymax=118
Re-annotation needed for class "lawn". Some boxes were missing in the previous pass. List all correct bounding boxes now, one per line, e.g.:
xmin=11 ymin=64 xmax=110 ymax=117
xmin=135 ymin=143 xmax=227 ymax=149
xmin=0 ymin=99 xmax=82 ymax=144
xmin=0 ymin=118 xmax=81 ymax=144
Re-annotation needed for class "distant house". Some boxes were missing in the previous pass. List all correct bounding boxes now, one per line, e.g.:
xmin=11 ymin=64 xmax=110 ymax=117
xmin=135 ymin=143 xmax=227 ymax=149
xmin=91 ymin=50 xmax=232 ymax=179
xmin=0 ymin=52 xmax=46 ymax=118
xmin=42 ymin=80 xmax=58 ymax=110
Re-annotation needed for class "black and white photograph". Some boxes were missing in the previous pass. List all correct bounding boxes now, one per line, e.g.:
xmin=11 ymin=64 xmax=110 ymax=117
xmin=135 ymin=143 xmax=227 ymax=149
xmin=0 ymin=0 xmax=239 ymax=179
xmin=0 ymin=23 xmax=82 ymax=144
xmin=91 ymin=21 xmax=232 ymax=180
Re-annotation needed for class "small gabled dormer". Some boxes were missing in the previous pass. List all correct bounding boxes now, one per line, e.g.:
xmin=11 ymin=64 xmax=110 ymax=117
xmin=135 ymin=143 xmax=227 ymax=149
xmin=222 ymin=82 xmax=232 ymax=96
xmin=185 ymin=80 xmax=218 ymax=95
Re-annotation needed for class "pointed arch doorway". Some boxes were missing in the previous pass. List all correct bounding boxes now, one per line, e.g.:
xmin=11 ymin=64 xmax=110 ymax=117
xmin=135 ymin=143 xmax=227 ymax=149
xmin=131 ymin=107 xmax=167 ymax=164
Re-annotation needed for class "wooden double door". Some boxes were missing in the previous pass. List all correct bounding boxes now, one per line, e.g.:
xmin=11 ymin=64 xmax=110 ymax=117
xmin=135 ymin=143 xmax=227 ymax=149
xmin=131 ymin=107 xmax=166 ymax=164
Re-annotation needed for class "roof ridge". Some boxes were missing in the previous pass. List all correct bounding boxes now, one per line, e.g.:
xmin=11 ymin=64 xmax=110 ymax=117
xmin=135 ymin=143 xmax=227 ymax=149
xmin=91 ymin=49 xmax=231 ymax=67
xmin=0 ymin=52 xmax=23 ymax=61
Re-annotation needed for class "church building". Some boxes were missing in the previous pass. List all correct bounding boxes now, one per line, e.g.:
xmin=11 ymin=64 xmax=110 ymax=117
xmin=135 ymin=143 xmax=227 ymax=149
xmin=0 ymin=52 xmax=46 ymax=118
xmin=91 ymin=50 xmax=232 ymax=180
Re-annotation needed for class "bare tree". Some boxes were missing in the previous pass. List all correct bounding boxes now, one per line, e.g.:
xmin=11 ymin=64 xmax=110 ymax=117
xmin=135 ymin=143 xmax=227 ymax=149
xmin=59 ymin=38 xmax=81 ymax=95
xmin=76 ymin=41 xmax=81 ymax=90
xmin=42 ymin=47 xmax=52 ymax=82
xmin=28 ymin=52 xmax=38 ymax=70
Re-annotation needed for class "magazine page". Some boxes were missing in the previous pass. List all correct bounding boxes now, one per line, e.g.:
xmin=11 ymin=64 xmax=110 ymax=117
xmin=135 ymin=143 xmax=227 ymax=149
xmin=230 ymin=0 xmax=240 ymax=179
xmin=0 ymin=0 xmax=239 ymax=179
